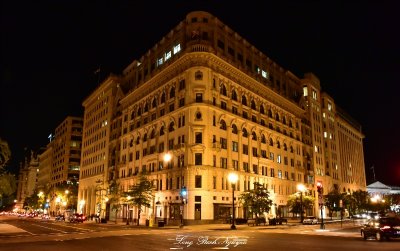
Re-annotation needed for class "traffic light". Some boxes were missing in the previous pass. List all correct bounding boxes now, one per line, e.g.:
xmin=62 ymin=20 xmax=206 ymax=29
xmin=316 ymin=181 xmax=323 ymax=194
xmin=180 ymin=186 xmax=187 ymax=204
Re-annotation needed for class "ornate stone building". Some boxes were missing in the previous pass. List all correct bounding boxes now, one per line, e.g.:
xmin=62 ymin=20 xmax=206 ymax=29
xmin=78 ymin=11 xmax=366 ymax=224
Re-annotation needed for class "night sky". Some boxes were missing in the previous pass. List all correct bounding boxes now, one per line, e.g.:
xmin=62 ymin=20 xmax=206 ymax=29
xmin=1 ymin=1 xmax=399 ymax=186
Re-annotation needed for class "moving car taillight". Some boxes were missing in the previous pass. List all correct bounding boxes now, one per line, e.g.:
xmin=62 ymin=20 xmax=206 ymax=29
xmin=380 ymin=225 xmax=391 ymax=230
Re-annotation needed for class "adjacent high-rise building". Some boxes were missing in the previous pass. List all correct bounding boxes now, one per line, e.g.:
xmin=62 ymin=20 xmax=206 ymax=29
xmin=78 ymin=11 xmax=366 ymax=224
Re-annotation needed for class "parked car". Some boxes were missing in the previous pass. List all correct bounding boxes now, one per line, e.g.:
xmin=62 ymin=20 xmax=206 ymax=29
xmin=303 ymin=216 xmax=318 ymax=225
xmin=361 ymin=217 xmax=400 ymax=241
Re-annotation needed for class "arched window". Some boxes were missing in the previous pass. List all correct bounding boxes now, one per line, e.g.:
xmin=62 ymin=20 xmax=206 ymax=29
xmin=283 ymin=143 xmax=287 ymax=151
xmin=261 ymin=134 xmax=266 ymax=143
xmin=290 ymin=146 xmax=294 ymax=153
xmin=143 ymin=133 xmax=148 ymax=142
xmin=277 ymin=141 xmax=281 ymax=149
xmin=169 ymin=87 xmax=175 ymax=99
xmin=232 ymin=124 xmax=238 ymax=134
xmin=260 ymin=105 xmax=265 ymax=115
xmin=168 ymin=122 xmax=175 ymax=132
xmin=131 ymin=111 xmax=136 ymax=120
xmin=136 ymin=136 xmax=140 ymax=145
xmin=269 ymin=138 xmax=274 ymax=146
xmin=242 ymin=128 xmax=248 ymax=137
xmin=160 ymin=126 xmax=165 ymax=136
xmin=150 ymin=130 xmax=155 ymax=139
xmin=252 ymin=131 xmax=257 ymax=140
xmin=137 ymin=107 xmax=142 ymax=116
xmin=144 ymin=103 xmax=149 ymax=113
xmin=268 ymin=109 xmax=272 ymax=118
xmin=231 ymin=90 xmax=237 ymax=101
xmin=289 ymin=120 xmax=293 ymax=128
xmin=275 ymin=113 xmax=280 ymax=122
xmin=161 ymin=93 xmax=166 ymax=104
xmin=152 ymin=98 xmax=157 ymax=108
xmin=251 ymin=100 xmax=256 ymax=110
xmin=242 ymin=95 xmax=247 ymax=106
xmin=220 ymin=84 xmax=227 ymax=96
xmin=220 ymin=120 xmax=227 ymax=130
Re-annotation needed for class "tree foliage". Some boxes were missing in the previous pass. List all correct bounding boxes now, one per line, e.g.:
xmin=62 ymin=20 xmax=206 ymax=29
xmin=124 ymin=174 xmax=154 ymax=225
xmin=287 ymin=193 xmax=315 ymax=216
xmin=346 ymin=189 xmax=370 ymax=215
xmin=0 ymin=138 xmax=11 ymax=169
xmin=324 ymin=190 xmax=345 ymax=218
xmin=239 ymin=182 xmax=273 ymax=221
xmin=0 ymin=173 xmax=16 ymax=198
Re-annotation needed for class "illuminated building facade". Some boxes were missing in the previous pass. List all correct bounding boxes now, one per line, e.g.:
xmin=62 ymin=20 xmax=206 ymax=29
xmin=78 ymin=11 xmax=366 ymax=224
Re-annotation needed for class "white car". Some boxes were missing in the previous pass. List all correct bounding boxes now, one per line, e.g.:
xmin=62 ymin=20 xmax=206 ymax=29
xmin=303 ymin=216 xmax=318 ymax=225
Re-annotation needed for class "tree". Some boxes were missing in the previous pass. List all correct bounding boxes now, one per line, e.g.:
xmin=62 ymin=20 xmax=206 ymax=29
xmin=347 ymin=190 xmax=370 ymax=215
xmin=0 ymin=138 xmax=11 ymax=169
xmin=324 ymin=190 xmax=345 ymax=219
xmin=239 ymin=182 xmax=273 ymax=223
xmin=124 ymin=174 xmax=154 ymax=226
xmin=287 ymin=193 xmax=315 ymax=217
xmin=0 ymin=173 xmax=16 ymax=199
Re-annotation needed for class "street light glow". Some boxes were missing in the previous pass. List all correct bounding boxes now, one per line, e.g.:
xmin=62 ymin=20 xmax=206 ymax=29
xmin=228 ymin=173 xmax=238 ymax=183
xmin=163 ymin=153 xmax=172 ymax=162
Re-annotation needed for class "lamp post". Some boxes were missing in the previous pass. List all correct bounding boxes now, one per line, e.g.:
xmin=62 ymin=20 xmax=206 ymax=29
xmin=228 ymin=172 xmax=238 ymax=230
xmin=297 ymin=184 xmax=306 ymax=223
xmin=164 ymin=149 xmax=185 ymax=228
xmin=126 ymin=195 xmax=131 ymax=225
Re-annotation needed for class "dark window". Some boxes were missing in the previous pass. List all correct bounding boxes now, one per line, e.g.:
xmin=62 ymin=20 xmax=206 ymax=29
xmin=195 ymin=175 xmax=202 ymax=188
xmin=195 ymin=153 xmax=202 ymax=165
xmin=196 ymin=93 xmax=203 ymax=102
xmin=217 ymin=40 xmax=225 ymax=50
xmin=195 ymin=132 xmax=202 ymax=144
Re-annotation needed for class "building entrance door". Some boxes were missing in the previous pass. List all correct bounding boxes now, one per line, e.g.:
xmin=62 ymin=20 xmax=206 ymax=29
xmin=195 ymin=204 xmax=201 ymax=220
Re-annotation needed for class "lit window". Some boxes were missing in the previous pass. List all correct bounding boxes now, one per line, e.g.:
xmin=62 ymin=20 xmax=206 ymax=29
xmin=173 ymin=44 xmax=181 ymax=54
xmin=323 ymin=112 xmax=326 ymax=118
xmin=324 ymin=132 xmax=327 ymax=138
xmin=312 ymin=90 xmax=317 ymax=100
xmin=315 ymin=145 xmax=318 ymax=153
xmin=158 ymin=57 xmax=163 ymax=66
xmin=303 ymin=86 xmax=308 ymax=96
xmin=277 ymin=155 xmax=281 ymax=163
xmin=165 ymin=51 xmax=171 ymax=61
xmin=261 ymin=70 xmax=268 ymax=79
xmin=327 ymin=102 xmax=332 ymax=111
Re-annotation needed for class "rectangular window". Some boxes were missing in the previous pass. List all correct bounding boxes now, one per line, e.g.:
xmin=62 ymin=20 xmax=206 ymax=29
xmin=270 ymin=168 xmax=275 ymax=177
xmin=220 ymin=157 xmax=227 ymax=169
xmin=243 ymin=162 xmax=249 ymax=172
xmin=195 ymin=93 xmax=203 ymax=102
xmin=253 ymin=164 xmax=258 ymax=174
xmin=252 ymin=147 xmax=258 ymax=157
xmin=221 ymin=101 xmax=227 ymax=110
xmin=195 ymin=153 xmax=202 ymax=165
xmin=303 ymin=86 xmax=308 ymax=97
xmin=173 ymin=44 xmax=181 ymax=54
xmin=169 ymin=103 xmax=175 ymax=112
xmin=213 ymin=176 xmax=217 ymax=189
xmin=165 ymin=51 xmax=172 ymax=61
xmin=242 ymin=145 xmax=248 ymax=155
xmin=277 ymin=155 xmax=281 ymax=163
xmin=270 ymin=152 xmax=274 ymax=161
xmin=217 ymin=40 xmax=225 ymax=50
xmin=220 ymin=138 xmax=227 ymax=149
xmin=232 ymin=106 xmax=238 ymax=115
xmin=261 ymin=150 xmax=267 ymax=158
xmin=195 ymin=132 xmax=202 ymax=144
xmin=278 ymin=170 xmax=282 ymax=179
xmin=232 ymin=141 xmax=238 ymax=152
xmin=195 ymin=175 xmax=202 ymax=188
xmin=179 ymin=98 xmax=185 ymax=107
xmin=213 ymin=155 xmax=216 ymax=167
xmin=232 ymin=160 xmax=239 ymax=170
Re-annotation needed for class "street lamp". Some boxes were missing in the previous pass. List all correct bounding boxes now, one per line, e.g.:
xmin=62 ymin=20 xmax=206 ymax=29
xmin=164 ymin=150 xmax=185 ymax=228
xmin=297 ymin=184 xmax=306 ymax=223
xmin=228 ymin=172 xmax=238 ymax=230
xmin=126 ymin=195 xmax=131 ymax=225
